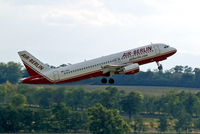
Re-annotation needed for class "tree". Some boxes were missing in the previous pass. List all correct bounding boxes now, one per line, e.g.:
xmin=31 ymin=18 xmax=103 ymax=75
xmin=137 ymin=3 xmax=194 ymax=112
xmin=0 ymin=62 xmax=22 ymax=84
xmin=120 ymin=91 xmax=143 ymax=119
xmin=6 ymin=62 xmax=22 ymax=83
xmin=0 ymin=63 xmax=7 ymax=83
xmin=183 ymin=93 xmax=198 ymax=115
xmin=11 ymin=94 xmax=27 ymax=107
xmin=158 ymin=115 xmax=169 ymax=132
xmin=52 ymin=87 xmax=65 ymax=104
xmin=193 ymin=68 xmax=200 ymax=87
xmin=175 ymin=111 xmax=192 ymax=133
xmin=143 ymin=96 xmax=157 ymax=114
xmin=69 ymin=111 xmax=88 ymax=132
xmin=171 ymin=65 xmax=183 ymax=73
xmin=33 ymin=87 xmax=53 ymax=108
xmin=0 ymin=106 xmax=21 ymax=132
xmin=17 ymin=108 xmax=34 ymax=132
xmin=194 ymin=118 xmax=200 ymax=131
xmin=158 ymin=90 xmax=184 ymax=118
xmin=184 ymin=66 xmax=193 ymax=74
xmin=132 ymin=115 xmax=146 ymax=133
xmin=50 ymin=103 xmax=71 ymax=132
xmin=32 ymin=109 xmax=52 ymax=132
xmin=0 ymin=81 xmax=18 ymax=103
xmin=65 ymin=88 xmax=87 ymax=110
xmin=88 ymin=104 xmax=131 ymax=134
xmin=192 ymin=94 xmax=200 ymax=116
xmin=100 ymin=87 xmax=119 ymax=109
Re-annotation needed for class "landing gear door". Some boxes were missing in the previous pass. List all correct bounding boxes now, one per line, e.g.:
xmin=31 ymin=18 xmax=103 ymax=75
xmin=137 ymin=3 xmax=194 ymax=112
xmin=53 ymin=71 xmax=60 ymax=81
xmin=154 ymin=45 xmax=160 ymax=55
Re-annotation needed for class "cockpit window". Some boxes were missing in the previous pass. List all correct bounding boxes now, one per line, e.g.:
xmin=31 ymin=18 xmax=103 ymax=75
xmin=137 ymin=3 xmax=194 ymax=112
xmin=164 ymin=45 xmax=169 ymax=48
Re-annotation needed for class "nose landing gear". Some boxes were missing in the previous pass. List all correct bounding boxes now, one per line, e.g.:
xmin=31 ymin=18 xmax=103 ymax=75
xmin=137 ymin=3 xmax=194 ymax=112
xmin=156 ymin=61 xmax=163 ymax=71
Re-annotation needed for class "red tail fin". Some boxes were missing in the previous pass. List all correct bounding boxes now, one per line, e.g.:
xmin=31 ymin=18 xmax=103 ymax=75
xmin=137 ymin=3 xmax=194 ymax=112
xmin=18 ymin=51 xmax=51 ymax=76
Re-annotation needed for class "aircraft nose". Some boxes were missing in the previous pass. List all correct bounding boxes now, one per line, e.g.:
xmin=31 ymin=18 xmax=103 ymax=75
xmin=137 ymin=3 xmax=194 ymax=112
xmin=173 ymin=47 xmax=177 ymax=53
xmin=171 ymin=47 xmax=177 ymax=55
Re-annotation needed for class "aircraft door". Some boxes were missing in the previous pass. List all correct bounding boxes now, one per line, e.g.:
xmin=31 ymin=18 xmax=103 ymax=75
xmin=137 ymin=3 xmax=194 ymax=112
xmin=53 ymin=71 xmax=60 ymax=81
xmin=154 ymin=45 xmax=160 ymax=55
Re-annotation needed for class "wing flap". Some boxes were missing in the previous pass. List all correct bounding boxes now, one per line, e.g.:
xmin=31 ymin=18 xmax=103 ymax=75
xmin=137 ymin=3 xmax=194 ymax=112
xmin=102 ymin=64 xmax=123 ymax=74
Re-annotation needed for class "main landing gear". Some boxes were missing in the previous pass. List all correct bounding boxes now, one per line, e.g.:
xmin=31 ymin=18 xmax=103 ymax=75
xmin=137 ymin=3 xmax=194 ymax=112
xmin=101 ymin=77 xmax=114 ymax=84
xmin=156 ymin=61 xmax=163 ymax=71
xmin=101 ymin=72 xmax=115 ymax=84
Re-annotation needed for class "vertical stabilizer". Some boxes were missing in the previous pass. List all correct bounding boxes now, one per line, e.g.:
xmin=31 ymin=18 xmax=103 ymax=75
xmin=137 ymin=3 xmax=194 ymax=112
xmin=18 ymin=51 xmax=51 ymax=76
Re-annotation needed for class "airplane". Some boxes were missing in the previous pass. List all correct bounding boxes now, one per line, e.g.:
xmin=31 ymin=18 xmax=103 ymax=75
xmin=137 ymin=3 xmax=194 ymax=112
xmin=18 ymin=43 xmax=177 ymax=84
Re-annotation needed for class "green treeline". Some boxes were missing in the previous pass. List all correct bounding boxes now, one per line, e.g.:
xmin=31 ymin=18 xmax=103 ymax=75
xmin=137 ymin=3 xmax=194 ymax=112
xmin=0 ymin=62 xmax=23 ymax=84
xmin=0 ymin=82 xmax=200 ymax=133
xmin=1 ymin=62 xmax=200 ymax=88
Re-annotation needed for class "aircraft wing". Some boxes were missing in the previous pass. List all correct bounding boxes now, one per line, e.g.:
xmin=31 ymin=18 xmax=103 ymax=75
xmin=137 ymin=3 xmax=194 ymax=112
xmin=102 ymin=64 xmax=123 ymax=74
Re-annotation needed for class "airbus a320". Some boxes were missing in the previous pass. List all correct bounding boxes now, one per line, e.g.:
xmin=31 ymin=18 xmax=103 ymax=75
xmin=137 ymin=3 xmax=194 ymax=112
xmin=18 ymin=43 xmax=177 ymax=84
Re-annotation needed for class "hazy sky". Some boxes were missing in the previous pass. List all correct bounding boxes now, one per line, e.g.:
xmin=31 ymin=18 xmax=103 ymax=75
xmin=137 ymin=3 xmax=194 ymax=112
xmin=1 ymin=0 xmax=200 ymax=71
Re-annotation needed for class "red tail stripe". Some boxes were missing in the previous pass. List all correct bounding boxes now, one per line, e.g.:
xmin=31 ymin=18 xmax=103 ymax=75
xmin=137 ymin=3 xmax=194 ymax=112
xmin=23 ymin=61 xmax=39 ymax=76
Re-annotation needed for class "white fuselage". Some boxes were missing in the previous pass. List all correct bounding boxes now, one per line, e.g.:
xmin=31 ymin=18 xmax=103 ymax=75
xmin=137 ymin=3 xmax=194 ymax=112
xmin=19 ymin=43 xmax=177 ymax=84
xmin=45 ymin=43 xmax=176 ymax=83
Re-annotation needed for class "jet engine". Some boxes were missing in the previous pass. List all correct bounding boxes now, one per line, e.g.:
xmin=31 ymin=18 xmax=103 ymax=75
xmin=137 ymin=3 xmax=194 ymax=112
xmin=121 ymin=63 xmax=140 ymax=74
